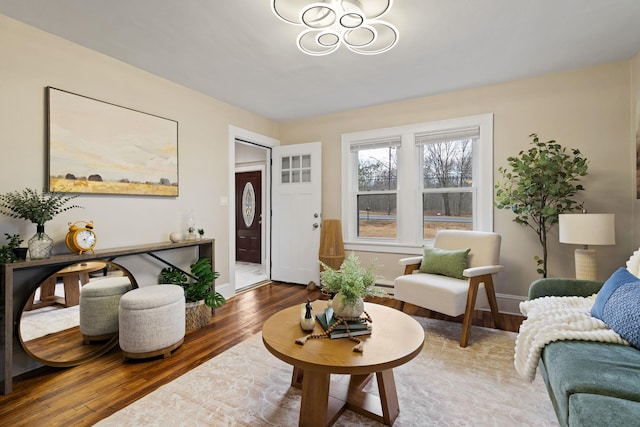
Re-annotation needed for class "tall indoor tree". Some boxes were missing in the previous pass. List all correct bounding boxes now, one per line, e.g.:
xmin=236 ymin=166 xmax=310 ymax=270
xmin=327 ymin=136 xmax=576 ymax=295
xmin=495 ymin=134 xmax=588 ymax=277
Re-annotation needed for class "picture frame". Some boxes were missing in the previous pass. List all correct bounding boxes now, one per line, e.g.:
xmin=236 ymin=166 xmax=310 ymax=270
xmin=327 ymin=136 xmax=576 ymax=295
xmin=47 ymin=87 xmax=178 ymax=197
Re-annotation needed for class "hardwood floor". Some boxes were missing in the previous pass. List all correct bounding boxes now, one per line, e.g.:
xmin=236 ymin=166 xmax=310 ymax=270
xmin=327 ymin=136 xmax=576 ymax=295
xmin=0 ymin=282 xmax=524 ymax=426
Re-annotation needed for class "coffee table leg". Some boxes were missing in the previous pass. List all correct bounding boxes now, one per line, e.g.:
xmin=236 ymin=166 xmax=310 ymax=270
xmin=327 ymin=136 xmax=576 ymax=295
xmin=299 ymin=370 xmax=331 ymax=427
xmin=377 ymin=369 xmax=400 ymax=425
xmin=342 ymin=369 xmax=399 ymax=425
xmin=63 ymin=275 xmax=80 ymax=307
xmin=291 ymin=366 xmax=304 ymax=388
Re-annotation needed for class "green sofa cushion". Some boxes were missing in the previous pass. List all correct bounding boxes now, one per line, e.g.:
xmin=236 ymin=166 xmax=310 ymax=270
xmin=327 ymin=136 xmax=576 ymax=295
xmin=419 ymin=246 xmax=470 ymax=279
xmin=542 ymin=341 xmax=640 ymax=425
xmin=568 ymin=393 xmax=640 ymax=427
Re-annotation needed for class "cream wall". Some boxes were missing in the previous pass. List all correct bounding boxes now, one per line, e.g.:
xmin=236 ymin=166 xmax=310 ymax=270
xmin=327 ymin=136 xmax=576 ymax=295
xmin=280 ymin=61 xmax=634 ymax=313
xmin=1 ymin=13 xmax=637 ymax=315
xmin=0 ymin=14 xmax=279 ymax=288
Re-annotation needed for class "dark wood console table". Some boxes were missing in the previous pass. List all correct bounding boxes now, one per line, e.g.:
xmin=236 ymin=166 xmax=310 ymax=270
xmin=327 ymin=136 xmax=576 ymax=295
xmin=1 ymin=239 xmax=214 ymax=394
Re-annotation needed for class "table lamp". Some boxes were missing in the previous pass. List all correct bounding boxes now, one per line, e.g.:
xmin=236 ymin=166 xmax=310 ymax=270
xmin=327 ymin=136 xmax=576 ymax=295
xmin=559 ymin=213 xmax=615 ymax=281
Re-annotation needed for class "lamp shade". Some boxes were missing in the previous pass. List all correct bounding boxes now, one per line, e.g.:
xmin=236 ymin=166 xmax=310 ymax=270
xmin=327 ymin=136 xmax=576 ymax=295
xmin=558 ymin=213 xmax=615 ymax=246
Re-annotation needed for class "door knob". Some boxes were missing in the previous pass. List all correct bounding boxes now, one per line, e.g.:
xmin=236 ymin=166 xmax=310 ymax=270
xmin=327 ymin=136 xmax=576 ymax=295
xmin=312 ymin=223 xmax=319 ymax=229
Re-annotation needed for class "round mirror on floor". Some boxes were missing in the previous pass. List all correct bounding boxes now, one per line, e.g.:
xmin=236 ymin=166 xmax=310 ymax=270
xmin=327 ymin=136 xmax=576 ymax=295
xmin=17 ymin=260 xmax=138 ymax=367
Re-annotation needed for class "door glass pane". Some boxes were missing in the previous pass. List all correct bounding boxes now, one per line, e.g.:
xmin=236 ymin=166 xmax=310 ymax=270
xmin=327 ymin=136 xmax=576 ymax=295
xmin=280 ymin=154 xmax=312 ymax=184
xmin=357 ymin=194 xmax=397 ymax=238
xmin=423 ymin=192 xmax=472 ymax=240
xmin=242 ymin=183 xmax=256 ymax=227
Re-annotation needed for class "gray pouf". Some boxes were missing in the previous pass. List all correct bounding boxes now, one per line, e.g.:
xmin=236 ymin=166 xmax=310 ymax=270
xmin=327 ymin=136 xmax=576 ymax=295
xmin=118 ymin=284 xmax=185 ymax=360
xmin=80 ymin=276 xmax=133 ymax=344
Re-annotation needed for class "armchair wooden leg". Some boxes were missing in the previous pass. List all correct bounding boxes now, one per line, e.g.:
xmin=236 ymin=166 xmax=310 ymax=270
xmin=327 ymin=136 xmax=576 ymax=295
xmin=483 ymin=275 xmax=502 ymax=330
xmin=460 ymin=277 xmax=481 ymax=348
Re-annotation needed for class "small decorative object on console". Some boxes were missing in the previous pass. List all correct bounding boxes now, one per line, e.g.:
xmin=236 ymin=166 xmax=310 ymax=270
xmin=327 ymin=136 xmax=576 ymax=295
xmin=65 ymin=220 xmax=97 ymax=254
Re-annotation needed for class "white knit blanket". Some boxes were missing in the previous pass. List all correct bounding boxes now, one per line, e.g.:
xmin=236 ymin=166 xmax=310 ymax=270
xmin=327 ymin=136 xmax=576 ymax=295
xmin=514 ymin=294 xmax=628 ymax=382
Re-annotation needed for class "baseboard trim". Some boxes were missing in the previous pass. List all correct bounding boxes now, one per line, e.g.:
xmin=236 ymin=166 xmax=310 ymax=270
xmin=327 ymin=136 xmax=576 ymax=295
xmin=217 ymin=282 xmax=234 ymax=300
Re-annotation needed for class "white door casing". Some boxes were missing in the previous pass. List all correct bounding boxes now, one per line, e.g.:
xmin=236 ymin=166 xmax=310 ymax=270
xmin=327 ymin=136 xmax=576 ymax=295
xmin=271 ymin=142 xmax=322 ymax=285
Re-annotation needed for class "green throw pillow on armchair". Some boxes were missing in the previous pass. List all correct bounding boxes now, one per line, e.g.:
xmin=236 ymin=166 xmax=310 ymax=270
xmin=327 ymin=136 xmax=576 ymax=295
xmin=419 ymin=247 xmax=471 ymax=280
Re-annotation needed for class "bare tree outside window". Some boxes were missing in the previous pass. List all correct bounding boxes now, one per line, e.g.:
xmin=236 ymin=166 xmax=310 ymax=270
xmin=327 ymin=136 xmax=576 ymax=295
xmin=356 ymin=146 xmax=398 ymax=238
xmin=421 ymin=139 xmax=473 ymax=238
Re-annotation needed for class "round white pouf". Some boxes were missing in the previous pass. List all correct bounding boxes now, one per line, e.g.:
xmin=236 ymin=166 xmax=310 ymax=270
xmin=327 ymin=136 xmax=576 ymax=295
xmin=80 ymin=276 xmax=133 ymax=344
xmin=118 ymin=285 xmax=185 ymax=360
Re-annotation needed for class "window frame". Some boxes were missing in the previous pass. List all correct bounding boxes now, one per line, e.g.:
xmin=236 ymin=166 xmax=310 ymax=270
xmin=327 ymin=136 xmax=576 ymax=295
xmin=341 ymin=113 xmax=494 ymax=254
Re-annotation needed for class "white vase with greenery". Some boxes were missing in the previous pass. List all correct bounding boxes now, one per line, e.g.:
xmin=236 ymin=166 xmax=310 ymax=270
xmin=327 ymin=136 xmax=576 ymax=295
xmin=0 ymin=188 xmax=81 ymax=259
xmin=319 ymin=252 xmax=385 ymax=318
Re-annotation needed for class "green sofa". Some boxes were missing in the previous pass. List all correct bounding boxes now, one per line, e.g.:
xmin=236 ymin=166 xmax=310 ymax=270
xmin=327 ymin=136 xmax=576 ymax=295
xmin=528 ymin=278 xmax=640 ymax=427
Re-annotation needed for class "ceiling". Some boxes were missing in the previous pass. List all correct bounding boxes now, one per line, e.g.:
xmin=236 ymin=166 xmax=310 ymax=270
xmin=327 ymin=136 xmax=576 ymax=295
xmin=2 ymin=0 xmax=640 ymax=123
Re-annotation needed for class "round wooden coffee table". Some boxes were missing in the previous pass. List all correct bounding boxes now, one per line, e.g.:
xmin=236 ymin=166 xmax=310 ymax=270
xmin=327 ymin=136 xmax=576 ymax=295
xmin=262 ymin=300 xmax=424 ymax=427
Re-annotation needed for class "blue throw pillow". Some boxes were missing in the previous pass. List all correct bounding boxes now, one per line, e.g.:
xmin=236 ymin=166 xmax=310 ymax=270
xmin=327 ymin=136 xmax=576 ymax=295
xmin=591 ymin=267 xmax=639 ymax=320
xmin=601 ymin=281 xmax=640 ymax=349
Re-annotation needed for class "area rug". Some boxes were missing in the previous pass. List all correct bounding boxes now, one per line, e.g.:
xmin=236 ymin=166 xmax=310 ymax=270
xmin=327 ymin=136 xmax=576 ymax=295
xmin=95 ymin=318 xmax=558 ymax=426
xmin=20 ymin=305 xmax=79 ymax=341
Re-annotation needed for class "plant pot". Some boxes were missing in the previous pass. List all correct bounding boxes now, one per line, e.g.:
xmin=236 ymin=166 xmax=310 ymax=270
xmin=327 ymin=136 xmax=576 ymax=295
xmin=11 ymin=247 xmax=28 ymax=261
xmin=185 ymin=300 xmax=211 ymax=332
xmin=332 ymin=292 xmax=364 ymax=318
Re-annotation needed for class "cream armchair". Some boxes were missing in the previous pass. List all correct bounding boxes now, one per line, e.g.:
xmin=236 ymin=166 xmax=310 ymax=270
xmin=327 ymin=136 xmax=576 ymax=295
xmin=394 ymin=230 xmax=503 ymax=347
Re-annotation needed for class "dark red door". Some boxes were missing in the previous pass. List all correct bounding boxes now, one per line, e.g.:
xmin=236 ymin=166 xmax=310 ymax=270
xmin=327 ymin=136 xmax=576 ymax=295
xmin=235 ymin=171 xmax=262 ymax=263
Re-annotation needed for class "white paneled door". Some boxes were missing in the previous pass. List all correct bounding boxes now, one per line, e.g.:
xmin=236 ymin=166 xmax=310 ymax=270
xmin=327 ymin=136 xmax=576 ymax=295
xmin=271 ymin=142 xmax=322 ymax=285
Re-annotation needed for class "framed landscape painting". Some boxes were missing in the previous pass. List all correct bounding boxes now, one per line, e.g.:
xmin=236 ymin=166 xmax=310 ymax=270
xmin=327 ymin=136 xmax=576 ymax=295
xmin=47 ymin=87 xmax=179 ymax=196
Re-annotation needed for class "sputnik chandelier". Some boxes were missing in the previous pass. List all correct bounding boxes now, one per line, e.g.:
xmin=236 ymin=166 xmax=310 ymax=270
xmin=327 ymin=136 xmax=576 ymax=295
xmin=271 ymin=0 xmax=399 ymax=56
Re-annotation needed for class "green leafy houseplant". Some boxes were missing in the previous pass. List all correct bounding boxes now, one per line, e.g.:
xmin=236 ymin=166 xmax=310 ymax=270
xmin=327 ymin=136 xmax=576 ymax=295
xmin=495 ymin=133 xmax=588 ymax=277
xmin=159 ymin=258 xmax=226 ymax=308
xmin=319 ymin=252 xmax=386 ymax=308
xmin=0 ymin=233 xmax=24 ymax=263
xmin=0 ymin=188 xmax=82 ymax=227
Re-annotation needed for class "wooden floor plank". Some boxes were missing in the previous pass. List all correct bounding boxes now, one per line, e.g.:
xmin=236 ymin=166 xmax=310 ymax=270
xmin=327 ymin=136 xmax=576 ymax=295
xmin=0 ymin=282 xmax=523 ymax=426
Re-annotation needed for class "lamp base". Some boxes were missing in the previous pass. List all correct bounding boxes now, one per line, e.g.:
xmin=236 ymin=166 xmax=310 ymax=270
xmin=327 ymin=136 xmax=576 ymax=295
xmin=574 ymin=249 xmax=598 ymax=281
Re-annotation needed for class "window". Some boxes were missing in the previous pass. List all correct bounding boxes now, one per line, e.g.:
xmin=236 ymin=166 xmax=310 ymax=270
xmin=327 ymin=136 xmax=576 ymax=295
xmin=351 ymin=138 xmax=400 ymax=239
xmin=417 ymin=127 xmax=477 ymax=240
xmin=342 ymin=114 xmax=493 ymax=253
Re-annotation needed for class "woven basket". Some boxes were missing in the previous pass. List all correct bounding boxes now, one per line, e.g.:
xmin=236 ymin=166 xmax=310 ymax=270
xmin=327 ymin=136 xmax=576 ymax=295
xmin=185 ymin=300 xmax=211 ymax=332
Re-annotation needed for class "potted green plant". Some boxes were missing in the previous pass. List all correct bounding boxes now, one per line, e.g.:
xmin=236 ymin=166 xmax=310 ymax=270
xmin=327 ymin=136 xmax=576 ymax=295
xmin=319 ymin=252 xmax=386 ymax=318
xmin=0 ymin=233 xmax=24 ymax=263
xmin=0 ymin=188 xmax=82 ymax=259
xmin=495 ymin=133 xmax=588 ymax=277
xmin=159 ymin=258 xmax=225 ymax=331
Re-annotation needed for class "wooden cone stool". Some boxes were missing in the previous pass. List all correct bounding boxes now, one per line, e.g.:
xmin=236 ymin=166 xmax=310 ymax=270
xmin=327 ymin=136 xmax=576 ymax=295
xmin=319 ymin=219 xmax=345 ymax=272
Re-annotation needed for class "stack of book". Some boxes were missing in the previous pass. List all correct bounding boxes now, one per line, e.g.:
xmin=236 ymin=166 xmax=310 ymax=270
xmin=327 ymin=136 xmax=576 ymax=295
xmin=315 ymin=306 xmax=372 ymax=339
